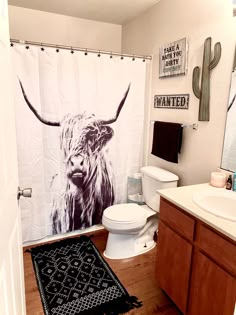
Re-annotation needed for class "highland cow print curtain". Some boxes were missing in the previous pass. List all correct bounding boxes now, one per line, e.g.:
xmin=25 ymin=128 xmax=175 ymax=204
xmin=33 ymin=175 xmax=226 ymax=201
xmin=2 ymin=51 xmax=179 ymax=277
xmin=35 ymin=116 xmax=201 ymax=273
xmin=11 ymin=44 xmax=147 ymax=242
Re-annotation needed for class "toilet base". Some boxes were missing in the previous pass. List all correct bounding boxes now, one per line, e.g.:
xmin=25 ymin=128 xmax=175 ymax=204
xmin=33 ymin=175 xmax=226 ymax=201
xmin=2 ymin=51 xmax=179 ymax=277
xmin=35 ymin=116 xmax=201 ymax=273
xmin=103 ymin=232 xmax=156 ymax=260
xmin=103 ymin=212 xmax=159 ymax=259
xmin=103 ymin=232 xmax=156 ymax=259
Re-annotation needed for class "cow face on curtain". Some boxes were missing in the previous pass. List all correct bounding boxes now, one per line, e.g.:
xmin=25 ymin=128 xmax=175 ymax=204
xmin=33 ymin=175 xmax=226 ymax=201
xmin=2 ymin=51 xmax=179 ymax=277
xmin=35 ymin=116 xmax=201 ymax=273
xmin=19 ymin=81 xmax=130 ymax=233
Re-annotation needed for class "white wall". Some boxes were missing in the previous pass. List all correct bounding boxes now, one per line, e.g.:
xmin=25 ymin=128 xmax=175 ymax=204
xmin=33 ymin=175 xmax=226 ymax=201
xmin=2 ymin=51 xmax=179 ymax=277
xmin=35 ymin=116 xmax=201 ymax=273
xmin=8 ymin=6 xmax=122 ymax=52
xmin=122 ymin=0 xmax=236 ymax=186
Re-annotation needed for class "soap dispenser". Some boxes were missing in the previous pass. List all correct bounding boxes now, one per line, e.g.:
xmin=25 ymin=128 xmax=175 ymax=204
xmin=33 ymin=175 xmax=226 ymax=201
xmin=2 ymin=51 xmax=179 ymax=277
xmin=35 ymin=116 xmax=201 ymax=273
xmin=233 ymin=172 xmax=236 ymax=191
xmin=226 ymin=175 xmax=232 ymax=190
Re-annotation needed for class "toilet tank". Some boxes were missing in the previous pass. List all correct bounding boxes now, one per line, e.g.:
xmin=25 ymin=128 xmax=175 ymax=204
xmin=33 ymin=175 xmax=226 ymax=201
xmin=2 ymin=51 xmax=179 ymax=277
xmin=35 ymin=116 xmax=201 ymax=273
xmin=141 ymin=166 xmax=179 ymax=212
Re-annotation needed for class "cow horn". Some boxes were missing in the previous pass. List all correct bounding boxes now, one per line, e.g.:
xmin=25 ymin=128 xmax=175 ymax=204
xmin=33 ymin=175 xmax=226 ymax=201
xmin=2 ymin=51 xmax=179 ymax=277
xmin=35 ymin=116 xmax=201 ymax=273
xmin=228 ymin=93 xmax=236 ymax=112
xmin=99 ymin=83 xmax=131 ymax=125
xmin=19 ymin=80 xmax=60 ymax=127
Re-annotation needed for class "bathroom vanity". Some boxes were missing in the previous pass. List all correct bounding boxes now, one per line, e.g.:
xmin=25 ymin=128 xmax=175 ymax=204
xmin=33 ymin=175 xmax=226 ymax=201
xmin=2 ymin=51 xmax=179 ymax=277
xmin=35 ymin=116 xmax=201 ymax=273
xmin=156 ymin=183 xmax=236 ymax=315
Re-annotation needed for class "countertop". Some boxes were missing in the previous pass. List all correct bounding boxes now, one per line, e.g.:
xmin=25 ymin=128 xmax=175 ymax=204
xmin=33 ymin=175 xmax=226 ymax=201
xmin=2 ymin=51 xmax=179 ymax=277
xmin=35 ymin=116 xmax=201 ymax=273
xmin=158 ymin=183 xmax=236 ymax=242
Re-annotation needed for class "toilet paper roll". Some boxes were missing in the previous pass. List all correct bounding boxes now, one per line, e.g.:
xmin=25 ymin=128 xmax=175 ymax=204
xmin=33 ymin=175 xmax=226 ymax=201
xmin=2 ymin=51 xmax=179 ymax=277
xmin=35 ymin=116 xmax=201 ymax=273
xmin=210 ymin=172 xmax=226 ymax=188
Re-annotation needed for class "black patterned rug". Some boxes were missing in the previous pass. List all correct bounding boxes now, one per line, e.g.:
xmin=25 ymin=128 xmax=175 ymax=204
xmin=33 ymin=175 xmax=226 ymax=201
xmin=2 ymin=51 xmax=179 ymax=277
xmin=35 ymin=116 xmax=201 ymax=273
xmin=29 ymin=235 xmax=142 ymax=315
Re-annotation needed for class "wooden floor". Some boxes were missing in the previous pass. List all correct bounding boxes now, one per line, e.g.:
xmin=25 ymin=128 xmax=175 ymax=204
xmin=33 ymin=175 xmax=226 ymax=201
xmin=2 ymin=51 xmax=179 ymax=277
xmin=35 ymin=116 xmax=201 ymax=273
xmin=23 ymin=229 xmax=182 ymax=315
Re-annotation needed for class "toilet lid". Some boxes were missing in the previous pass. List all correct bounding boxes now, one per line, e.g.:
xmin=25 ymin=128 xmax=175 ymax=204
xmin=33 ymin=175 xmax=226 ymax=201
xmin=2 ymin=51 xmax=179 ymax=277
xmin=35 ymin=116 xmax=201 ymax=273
xmin=103 ymin=203 xmax=146 ymax=223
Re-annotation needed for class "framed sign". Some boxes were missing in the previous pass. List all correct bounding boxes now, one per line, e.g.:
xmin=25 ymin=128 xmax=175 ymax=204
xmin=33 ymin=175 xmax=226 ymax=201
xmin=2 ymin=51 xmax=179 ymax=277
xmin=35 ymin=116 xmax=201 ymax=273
xmin=154 ymin=94 xmax=189 ymax=109
xmin=159 ymin=38 xmax=188 ymax=78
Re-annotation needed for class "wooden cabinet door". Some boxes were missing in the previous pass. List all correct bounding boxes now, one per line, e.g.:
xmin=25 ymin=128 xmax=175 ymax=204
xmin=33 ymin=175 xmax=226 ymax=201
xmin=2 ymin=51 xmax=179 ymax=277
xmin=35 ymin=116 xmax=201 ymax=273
xmin=156 ymin=221 xmax=193 ymax=314
xmin=189 ymin=251 xmax=236 ymax=315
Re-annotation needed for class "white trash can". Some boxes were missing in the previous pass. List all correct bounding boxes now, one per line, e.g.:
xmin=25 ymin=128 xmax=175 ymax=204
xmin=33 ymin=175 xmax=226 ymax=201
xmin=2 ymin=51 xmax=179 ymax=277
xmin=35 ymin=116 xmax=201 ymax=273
xmin=127 ymin=173 xmax=145 ymax=205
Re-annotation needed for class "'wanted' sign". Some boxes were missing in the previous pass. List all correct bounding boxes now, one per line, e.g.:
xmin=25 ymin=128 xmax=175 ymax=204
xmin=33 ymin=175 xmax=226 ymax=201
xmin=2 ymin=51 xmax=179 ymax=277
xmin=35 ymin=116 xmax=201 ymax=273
xmin=154 ymin=94 xmax=189 ymax=109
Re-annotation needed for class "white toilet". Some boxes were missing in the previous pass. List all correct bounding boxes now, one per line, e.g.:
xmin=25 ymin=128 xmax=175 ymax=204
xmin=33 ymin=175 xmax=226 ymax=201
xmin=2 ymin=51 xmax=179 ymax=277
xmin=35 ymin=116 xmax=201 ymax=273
xmin=102 ymin=166 xmax=179 ymax=259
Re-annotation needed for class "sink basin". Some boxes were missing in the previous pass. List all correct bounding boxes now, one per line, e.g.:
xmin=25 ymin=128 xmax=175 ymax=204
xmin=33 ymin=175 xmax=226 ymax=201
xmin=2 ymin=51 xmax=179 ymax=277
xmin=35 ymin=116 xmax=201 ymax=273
xmin=192 ymin=190 xmax=236 ymax=222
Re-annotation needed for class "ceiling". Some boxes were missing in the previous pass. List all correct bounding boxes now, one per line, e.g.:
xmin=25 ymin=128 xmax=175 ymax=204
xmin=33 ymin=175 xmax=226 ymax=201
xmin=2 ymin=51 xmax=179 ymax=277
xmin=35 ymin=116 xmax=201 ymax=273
xmin=8 ymin=0 xmax=160 ymax=25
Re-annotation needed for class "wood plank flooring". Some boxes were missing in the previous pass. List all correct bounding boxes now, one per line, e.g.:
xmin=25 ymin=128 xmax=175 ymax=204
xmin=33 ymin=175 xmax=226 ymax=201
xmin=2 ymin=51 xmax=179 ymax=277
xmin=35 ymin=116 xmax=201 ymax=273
xmin=23 ymin=229 xmax=182 ymax=315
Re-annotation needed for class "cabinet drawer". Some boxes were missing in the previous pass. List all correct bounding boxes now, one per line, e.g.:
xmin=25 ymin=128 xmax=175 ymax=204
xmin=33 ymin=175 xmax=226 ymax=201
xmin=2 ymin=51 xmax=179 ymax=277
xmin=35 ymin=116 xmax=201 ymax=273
xmin=198 ymin=224 xmax=236 ymax=276
xmin=160 ymin=198 xmax=195 ymax=241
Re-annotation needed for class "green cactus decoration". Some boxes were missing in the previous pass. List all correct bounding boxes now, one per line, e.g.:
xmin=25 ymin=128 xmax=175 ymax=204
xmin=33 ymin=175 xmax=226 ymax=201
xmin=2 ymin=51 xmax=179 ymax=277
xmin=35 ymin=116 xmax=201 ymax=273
xmin=192 ymin=37 xmax=221 ymax=121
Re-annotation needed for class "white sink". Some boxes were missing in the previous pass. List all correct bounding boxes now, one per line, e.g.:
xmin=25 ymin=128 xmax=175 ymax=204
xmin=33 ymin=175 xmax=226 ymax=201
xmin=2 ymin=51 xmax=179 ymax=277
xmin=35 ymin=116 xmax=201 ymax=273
xmin=192 ymin=190 xmax=236 ymax=222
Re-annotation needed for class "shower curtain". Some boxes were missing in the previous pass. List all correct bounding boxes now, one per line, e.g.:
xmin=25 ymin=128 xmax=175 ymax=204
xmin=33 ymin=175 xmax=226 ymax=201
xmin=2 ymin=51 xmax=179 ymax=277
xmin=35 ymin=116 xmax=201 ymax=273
xmin=11 ymin=44 xmax=147 ymax=242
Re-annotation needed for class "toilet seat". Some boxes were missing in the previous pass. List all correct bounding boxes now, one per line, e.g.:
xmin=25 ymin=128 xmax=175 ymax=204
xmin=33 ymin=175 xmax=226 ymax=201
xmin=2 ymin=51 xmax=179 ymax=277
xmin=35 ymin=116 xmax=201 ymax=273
xmin=102 ymin=203 xmax=147 ymax=232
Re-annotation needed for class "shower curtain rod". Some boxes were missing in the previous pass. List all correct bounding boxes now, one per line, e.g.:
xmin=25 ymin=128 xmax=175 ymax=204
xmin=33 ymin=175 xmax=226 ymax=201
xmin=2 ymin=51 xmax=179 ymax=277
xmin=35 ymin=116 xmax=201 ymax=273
xmin=10 ymin=38 xmax=152 ymax=61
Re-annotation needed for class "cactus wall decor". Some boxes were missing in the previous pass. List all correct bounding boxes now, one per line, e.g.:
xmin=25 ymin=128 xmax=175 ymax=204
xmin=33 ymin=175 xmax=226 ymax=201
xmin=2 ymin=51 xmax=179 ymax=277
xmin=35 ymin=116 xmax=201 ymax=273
xmin=192 ymin=37 xmax=221 ymax=121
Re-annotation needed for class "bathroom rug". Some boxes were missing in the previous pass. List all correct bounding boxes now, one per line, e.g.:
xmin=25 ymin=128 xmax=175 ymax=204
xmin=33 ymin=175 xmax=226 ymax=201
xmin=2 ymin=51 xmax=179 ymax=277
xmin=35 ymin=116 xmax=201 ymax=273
xmin=29 ymin=235 xmax=142 ymax=315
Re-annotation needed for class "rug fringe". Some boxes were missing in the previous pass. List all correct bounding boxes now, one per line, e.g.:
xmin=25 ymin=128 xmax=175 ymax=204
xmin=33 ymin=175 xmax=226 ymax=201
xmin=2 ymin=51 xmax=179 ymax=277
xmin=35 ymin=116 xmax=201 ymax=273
xmin=78 ymin=295 xmax=142 ymax=315
xmin=129 ymin=295 xmax=143 ymax=308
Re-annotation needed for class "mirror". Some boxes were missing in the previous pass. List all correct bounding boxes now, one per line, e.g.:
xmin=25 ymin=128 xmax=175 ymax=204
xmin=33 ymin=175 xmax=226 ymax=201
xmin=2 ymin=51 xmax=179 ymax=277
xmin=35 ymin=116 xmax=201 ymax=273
xmin=221 ymin=46 xmax=236 ymax=172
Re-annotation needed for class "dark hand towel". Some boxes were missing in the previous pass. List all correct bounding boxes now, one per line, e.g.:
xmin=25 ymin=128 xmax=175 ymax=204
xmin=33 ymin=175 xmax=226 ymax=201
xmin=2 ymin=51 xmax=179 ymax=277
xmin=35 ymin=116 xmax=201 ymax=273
xmin=151 ymin=121 xmax=183 ymax=163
